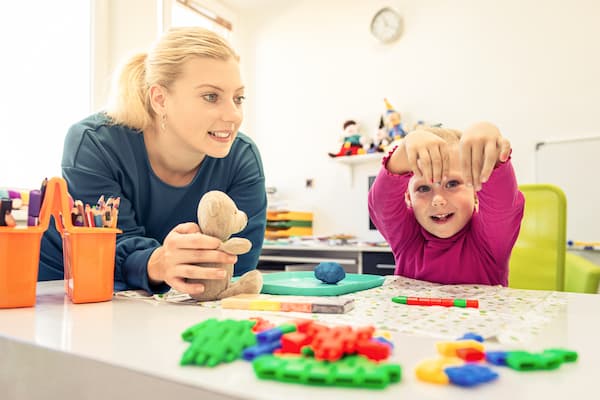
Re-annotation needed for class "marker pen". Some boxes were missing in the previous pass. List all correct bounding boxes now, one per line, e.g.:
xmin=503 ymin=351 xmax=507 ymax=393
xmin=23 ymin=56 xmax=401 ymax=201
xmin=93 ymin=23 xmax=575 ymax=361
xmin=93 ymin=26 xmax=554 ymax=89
xmin=28 ymin=190 xmax=42 ymax=226
xmin=1 ymin=199 xmax=14 ymax=227
xmin=392 ymin=295 xmax=479 ymax=308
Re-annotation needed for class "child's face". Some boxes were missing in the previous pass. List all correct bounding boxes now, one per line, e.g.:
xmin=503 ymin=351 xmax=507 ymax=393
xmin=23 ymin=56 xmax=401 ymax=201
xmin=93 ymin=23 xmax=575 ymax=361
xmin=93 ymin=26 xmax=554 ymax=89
xmin=406 ymin=149 xmax=476 ymax=238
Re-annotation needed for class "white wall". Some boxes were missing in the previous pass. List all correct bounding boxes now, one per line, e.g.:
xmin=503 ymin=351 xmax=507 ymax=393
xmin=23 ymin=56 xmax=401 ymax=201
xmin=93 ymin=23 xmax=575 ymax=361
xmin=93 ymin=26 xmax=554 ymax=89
xmin=92 ymin=0 xmax=161 ymax=111
xmin=88 ymin=0 xmax=600 ymax=241
xmin=232 ymin=0 xmax=600 ymax=240
xmin=0 ymin=1 xmax=91 ymax=189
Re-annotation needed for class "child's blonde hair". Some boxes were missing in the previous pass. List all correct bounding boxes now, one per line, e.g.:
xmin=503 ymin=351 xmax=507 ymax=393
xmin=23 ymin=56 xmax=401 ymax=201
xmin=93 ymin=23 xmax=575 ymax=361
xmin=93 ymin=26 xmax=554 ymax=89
xmin=416 ymin=127 xmax=462 ymax=144
xmin=105 ymin=27 xmax=239 ymax=131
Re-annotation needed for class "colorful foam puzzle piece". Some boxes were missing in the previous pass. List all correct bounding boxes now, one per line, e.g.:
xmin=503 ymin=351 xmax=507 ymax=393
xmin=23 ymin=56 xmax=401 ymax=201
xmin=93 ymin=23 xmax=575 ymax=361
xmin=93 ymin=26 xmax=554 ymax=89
xmin=495 ymin=348 xmax=578 ymax=371
xmin=457 ymin=332 xmax=484 ymax=342
xmin=180 ymin=318 xmax=256 ymax=367
xmin=310 ymin=325 xmax=377 ymax=361
xmin=505 ymin=351 xmax=539 ymax=371
xmin=505 ymin=351 xmax=562 ymax=371
xmin=356 ymin=339 xmax=391 ymax=361
xmin=436 ymin=340 xmax=484 ymax=357
xmin=181 ymin=318 xmax=221 ymax=342
xmin=444 ymin=364 xmax=499 ymax=387
xmin=543 ymin=348 xmax=578 ymax=363
xmin=415 ymin=357 xmax=464 ymax=385
xmin=373 ymin=336 xmax=394 ymax=349
xmin=256 ymin=324 xmax=297 ymax=344
xmin=485 ymin=351 xmax=508 ymax=366
xmin=456 ymin=347 xmax=485 ymax=362
xmin=253 ymin=354 xmax=401 ymax=389
xmin=536 ymin=352 xmax=563 ymax=370
xmin=249 ymin=317 xmax=275 ymax=333
xmin=280 ymin=331 xmax=312 ymax=353
xmin=243 ymin=340 xmax=282 ymax=361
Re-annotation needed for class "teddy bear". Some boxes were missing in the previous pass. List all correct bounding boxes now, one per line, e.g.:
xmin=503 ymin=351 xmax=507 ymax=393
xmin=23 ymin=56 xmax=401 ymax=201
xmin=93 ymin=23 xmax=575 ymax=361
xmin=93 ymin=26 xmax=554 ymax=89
xmin=189 ymin=190 xmax=263 ymax=301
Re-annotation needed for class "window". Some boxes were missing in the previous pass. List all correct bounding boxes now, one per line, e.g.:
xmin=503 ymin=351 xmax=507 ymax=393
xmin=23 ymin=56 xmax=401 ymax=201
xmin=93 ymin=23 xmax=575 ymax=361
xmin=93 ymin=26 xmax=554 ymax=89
xmin=0 ymin=1 xmax=91 ymax=189
xmin=171 ymin=0 xmax=233 ymax=39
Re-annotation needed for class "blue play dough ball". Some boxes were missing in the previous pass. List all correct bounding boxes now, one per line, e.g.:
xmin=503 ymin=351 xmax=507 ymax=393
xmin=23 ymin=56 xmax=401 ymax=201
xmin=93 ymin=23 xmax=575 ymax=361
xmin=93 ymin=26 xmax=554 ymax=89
xmin=314 ymin=262 xmax=346 ymax=284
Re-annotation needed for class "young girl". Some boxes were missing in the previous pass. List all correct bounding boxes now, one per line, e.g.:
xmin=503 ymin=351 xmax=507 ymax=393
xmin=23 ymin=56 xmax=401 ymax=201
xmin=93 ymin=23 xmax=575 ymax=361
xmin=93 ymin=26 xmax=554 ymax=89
xmin=368 ymin=122 xmax=524 ymax=285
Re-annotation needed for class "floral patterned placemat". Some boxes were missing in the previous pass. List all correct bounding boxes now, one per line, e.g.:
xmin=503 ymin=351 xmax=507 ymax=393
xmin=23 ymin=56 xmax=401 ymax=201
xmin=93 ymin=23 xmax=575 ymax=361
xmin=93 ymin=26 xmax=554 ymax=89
xmin=307 ymin=276 xmax=566 ymax=344
xmin=116 ymin=276 xmax=566 ymax=345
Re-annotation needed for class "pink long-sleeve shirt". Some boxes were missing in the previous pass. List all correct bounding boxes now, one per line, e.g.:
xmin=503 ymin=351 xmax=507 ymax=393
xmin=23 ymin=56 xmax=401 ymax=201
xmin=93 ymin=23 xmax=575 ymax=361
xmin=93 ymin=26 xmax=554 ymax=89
xmin=368 ymin=152 xmax=525 ymax=286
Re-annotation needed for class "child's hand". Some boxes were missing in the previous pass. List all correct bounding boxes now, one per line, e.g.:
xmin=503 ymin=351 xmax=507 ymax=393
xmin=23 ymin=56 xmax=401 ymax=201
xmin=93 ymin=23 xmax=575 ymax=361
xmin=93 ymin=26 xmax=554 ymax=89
xmin=403 ymin=129 xmax=451 ymax=184
xmin=460 ymin=122 xmax=511 ymax=191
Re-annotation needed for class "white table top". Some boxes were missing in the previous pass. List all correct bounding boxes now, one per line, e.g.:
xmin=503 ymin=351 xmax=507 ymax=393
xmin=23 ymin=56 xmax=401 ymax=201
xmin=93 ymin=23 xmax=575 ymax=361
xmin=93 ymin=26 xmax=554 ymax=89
xmin=1 ymin=280 xmax=599 ymax=400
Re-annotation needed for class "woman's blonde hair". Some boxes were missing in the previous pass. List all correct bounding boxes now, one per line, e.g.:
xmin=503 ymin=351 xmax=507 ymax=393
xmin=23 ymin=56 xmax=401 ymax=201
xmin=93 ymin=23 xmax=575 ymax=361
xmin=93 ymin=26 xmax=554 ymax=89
xmin=105 ymin=27 xmax=239 ymax=131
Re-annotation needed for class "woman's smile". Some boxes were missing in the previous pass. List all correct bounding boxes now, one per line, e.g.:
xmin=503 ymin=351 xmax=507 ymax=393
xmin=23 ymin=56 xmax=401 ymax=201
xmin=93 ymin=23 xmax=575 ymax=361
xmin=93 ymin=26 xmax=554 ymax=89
xmin=208 ymin=129 xmax=233 ymax=142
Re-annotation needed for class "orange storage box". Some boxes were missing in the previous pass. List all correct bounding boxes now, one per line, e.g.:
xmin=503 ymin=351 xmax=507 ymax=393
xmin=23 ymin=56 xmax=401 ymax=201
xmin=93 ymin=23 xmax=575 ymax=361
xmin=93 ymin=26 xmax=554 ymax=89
xmin=0 ymin=226 xmax=45 ymax=308
xmin=62 ymin=228 xmax=118 ymax=304
xmin=266 ymin=210 xmax=313 ymax=221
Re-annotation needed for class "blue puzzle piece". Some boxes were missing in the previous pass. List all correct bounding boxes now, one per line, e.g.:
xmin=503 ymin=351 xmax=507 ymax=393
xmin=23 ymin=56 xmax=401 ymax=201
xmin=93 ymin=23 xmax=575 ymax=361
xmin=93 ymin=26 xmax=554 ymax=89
xmin=242 ymin=341 xmax=281 ymax=361
xmin=485 ymin=351 xmax=508 ymax=366
xmin=444 ymin=364 xmax=499 ymax=387
xmin=373 ymin=336 xmax=394 ymax=349
xmin=257 ymin=327 xmax=284 ymax=344
xmin=457 ymin=332 xmax=484 ymax=342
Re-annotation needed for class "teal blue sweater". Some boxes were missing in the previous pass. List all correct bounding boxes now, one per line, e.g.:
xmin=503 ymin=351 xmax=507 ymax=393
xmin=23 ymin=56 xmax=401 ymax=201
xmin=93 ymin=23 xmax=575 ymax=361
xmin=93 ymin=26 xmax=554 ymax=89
xmin=40 ymin=113 xmax=267 ymax=293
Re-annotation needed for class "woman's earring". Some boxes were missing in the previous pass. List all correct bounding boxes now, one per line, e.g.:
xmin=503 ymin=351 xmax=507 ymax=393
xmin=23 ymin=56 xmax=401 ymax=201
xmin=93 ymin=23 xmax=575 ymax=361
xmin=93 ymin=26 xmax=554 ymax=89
xmin=161 ymin=114 xmax=167 ymax=132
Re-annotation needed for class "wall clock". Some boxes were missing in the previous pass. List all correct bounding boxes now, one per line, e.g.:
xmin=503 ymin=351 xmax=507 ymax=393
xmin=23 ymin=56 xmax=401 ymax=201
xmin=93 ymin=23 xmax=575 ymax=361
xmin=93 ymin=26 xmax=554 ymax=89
xmin=370 ymin=7 xmax=404 ymax=44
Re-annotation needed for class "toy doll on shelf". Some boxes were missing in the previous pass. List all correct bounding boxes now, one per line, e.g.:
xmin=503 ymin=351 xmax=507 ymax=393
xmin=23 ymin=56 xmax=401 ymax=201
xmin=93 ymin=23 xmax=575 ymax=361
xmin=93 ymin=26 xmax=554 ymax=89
xmin=328 ymin=120 xmax=367 ymax=157
xmin=370 ymin=116 xmax=389 ymax=153
xmin=383 ymin=98 xmax=406 ymax=141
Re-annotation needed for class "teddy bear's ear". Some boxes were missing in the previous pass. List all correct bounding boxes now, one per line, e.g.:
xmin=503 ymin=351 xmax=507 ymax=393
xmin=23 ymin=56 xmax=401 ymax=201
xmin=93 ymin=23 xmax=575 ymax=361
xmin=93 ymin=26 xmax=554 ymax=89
xmin=234 ymin=210 xmax=248 ymax=233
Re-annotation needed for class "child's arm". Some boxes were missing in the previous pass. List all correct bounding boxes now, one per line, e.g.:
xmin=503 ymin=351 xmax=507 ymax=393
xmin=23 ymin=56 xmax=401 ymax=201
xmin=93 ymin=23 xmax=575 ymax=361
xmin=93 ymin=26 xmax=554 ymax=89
xmin=387 ymin=129 xmax=452 ymax=184
xmin=467 ymin=124 xmax=524 ymax=259
xmin=459 ymin=122 xmax=512 ymax=191
xmin=474 ymin=159 xmax=525 ymax=259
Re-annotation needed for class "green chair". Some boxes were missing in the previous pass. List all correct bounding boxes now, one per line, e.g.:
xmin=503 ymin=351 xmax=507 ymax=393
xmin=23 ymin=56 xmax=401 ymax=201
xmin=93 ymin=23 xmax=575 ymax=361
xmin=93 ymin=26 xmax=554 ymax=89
xmin=508 ymin=184 xmax=566 ymax=291
xmin=565 ymin=252 xmax=600 ymax=293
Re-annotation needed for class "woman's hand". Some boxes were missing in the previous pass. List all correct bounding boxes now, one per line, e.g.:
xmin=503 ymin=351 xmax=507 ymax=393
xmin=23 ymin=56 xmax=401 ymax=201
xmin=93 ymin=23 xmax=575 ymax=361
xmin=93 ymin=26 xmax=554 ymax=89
xmin=147 ymin=222 xmax=237 ymax=296
xmin=460 ymin=122 xmax=511 ymax=191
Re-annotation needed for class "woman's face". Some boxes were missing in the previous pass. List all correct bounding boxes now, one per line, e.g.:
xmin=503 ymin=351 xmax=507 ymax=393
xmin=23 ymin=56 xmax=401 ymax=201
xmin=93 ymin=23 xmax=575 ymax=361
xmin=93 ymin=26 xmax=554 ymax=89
xmin=164 ymin=57 xmax=244 ymax=158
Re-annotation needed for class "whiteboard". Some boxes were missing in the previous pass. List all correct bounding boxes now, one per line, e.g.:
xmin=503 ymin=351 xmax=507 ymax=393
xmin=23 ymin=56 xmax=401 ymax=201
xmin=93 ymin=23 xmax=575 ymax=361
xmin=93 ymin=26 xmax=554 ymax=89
xmin=535 ymin=136 xmax=600 ymax=243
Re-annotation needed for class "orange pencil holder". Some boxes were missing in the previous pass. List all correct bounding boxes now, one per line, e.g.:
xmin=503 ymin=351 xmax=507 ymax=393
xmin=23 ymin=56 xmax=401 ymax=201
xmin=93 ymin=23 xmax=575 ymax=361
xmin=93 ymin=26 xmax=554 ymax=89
xmin=0 ymin=177 xmax=120 ymax=308
xmin=62 ymin=228 xmax=119 ymax=304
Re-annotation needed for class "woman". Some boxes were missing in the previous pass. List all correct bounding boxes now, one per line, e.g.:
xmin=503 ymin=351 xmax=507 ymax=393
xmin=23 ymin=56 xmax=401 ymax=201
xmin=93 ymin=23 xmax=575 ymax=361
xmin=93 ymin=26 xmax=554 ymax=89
xmin=39 ymin=27 xmax=267 ymax=297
